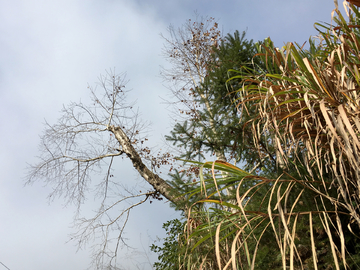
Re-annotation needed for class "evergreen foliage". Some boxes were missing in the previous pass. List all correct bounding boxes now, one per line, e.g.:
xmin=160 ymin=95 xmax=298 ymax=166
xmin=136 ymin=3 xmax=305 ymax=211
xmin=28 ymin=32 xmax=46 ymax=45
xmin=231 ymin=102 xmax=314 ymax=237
xmin=150 ymin=219 xmax=185 ymax=270
xmin=165 ymin=30 xmax=271 ymax=170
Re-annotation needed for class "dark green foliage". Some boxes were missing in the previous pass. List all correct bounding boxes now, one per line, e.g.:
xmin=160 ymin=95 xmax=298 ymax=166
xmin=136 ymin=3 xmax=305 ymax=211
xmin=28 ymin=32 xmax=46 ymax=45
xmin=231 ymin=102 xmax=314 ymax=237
xmin=150 ymin=219 xmax=185 ymax=270
xmin=166 ymin=169 xmax=203 ymax=211
xmin=156 ymin=30 xmax=279 ymax=269
xmin=165 ymin=31 xmax=273 ymax=172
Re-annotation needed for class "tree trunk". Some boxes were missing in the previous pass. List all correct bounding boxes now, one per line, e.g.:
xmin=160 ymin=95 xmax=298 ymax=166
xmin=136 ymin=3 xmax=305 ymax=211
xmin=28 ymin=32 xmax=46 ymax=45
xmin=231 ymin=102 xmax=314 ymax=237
xmin=108 ymin=125 xmax=183 ymax=205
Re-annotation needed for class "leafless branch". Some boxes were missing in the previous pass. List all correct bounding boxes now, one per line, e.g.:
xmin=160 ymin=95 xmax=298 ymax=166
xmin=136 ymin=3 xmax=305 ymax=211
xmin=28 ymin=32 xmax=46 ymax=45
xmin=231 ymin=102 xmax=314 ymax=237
xmin=26 ymin=71 xmax=182 ymax=269
xmin=71 ymin=191 xmax=156 ymax=269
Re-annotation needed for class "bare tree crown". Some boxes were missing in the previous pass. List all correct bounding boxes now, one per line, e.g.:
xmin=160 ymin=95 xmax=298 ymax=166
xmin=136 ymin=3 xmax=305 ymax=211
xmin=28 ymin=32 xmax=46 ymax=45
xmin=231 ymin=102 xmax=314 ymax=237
xmin=26 ymin=72 xmax=181 ymax=268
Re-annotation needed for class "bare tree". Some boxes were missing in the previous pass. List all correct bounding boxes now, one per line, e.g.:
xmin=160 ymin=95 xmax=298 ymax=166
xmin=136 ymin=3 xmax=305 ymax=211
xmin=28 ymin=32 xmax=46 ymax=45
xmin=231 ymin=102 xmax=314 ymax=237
xmin=27 ymin=17 xmax=224 ymax=269
xmin=161 ymin=16 xmax=226 ymax=161
xmin=26 ymin=72 xmax=182 ymax=269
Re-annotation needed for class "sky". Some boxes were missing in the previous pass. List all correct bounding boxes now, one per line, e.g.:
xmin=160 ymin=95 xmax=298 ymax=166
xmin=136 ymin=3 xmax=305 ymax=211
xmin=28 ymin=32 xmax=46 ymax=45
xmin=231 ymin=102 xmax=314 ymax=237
xmin=0 ymin=0 xmax=346 ymax=269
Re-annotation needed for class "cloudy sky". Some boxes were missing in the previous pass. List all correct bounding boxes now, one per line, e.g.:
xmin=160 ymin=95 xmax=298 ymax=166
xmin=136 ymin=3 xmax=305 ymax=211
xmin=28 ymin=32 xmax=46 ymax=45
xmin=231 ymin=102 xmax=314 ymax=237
xmin=0 ymin=0 xmax=345 ymax=269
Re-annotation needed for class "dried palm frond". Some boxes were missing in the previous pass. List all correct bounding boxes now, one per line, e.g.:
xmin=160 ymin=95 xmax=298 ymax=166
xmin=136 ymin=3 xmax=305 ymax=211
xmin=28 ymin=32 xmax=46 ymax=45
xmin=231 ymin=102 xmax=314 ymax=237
xmin=233 ymin=5 xmax=360 ymax=229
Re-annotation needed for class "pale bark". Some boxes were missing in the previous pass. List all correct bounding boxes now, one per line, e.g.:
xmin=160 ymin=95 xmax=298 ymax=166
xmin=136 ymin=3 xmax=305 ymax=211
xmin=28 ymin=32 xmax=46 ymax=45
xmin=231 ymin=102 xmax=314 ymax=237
xmin=108 ymin=125 xmax=182 ymax=204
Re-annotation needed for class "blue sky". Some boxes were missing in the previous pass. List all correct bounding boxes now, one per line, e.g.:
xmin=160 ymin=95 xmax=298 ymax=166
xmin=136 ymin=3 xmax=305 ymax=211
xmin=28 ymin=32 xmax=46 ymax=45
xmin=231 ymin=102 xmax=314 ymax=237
xmin=0 ymin=0 xmax=346 ymax=269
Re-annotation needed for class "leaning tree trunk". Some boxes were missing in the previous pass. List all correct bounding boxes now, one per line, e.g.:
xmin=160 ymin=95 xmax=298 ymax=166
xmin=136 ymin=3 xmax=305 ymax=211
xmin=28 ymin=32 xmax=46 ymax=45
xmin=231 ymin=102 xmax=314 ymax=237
xmin=108 ymin=125 xmax=183 ymax=205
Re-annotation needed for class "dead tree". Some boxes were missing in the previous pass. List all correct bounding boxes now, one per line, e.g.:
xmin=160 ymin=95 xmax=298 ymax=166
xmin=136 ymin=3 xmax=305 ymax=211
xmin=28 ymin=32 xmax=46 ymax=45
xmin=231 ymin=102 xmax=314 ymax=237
xmin=26 ymin=72 xmax=182 ymax=269
xmin=27 ymin=17 xmax=223 ymax=269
